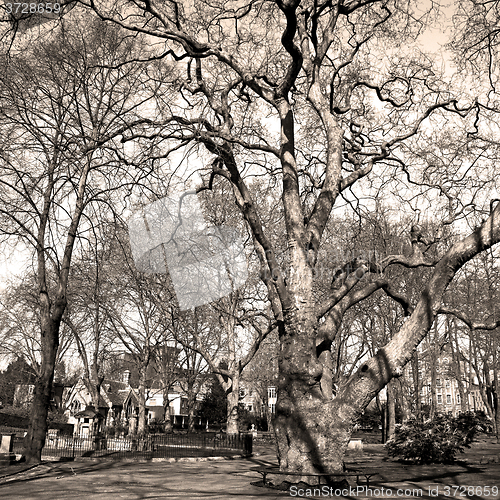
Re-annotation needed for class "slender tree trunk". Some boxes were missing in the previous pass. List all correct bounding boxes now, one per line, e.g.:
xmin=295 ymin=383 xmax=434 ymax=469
xmin=187 ymin=382 xmax=196 ymax=433
xmin=411 ymin=351 xmax=422 ymax=420
xmin=137 ymin=370 xmax=147 ymax=436
xmin=375 ymin=394 xmax=385 ymax=443
xmin=163 ymin=395 xmax=173 ymax=433
xmin=479 ymin=364 xmax=497 ymax=430
xmin=386 ymin=380 xmax=396 ymax=441
xmin=226 ymin=375 xmax=240 ymax=435
xmin=85 ymin=364 xmax=102 ymax=416
xmin=429 ymin=350 xmax=438 ymax=420
xmin=449 ymin=323 xmax=468 ymax=413
xmin=492 ymin=344 xmax=500 ymax=443
xmin=493 ymin=389 xmax=500 ymax=443
xmin=398 ymin=378 xmax=410 ymax=423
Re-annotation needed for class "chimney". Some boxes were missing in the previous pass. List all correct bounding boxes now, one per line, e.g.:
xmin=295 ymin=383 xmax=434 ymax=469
xmin=123 ymin=370 xmax=131 ymax=386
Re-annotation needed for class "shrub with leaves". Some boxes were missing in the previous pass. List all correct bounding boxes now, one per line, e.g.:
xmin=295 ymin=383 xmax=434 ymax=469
xmin=385 ymin=412 xmax=485 ymax=464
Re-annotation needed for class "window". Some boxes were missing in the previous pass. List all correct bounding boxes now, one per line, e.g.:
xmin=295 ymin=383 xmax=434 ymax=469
xmin=445 ymin=380 xmax=450 ymax=389
xmin=436 ymin=379 xmax=442 ymax=388
xmin=268 ymin=387 xmax=276 ymax=399
xmin=28 ymin=385 xmax=34 ymax=395
xmin=180 ymin=398 xmax=188 ymax=414
xmin=446 ymin=394 xmax=451 ymax=404
xmin=456 ymin=394 xmax=461 ymax=404
xmin=269 ymin=403 xmax=276 ymax=414
xmin=437 ymin=394 xmax=443 ymax=404
xmin=71 ymin=400 xmax=81 ymax=415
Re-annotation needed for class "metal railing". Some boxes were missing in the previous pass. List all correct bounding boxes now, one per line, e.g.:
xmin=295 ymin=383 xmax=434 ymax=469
xmin=12 ymin=432 xmax=252 ymax=460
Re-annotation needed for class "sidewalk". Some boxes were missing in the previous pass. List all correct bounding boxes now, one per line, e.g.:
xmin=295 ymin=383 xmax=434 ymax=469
xmin=0 ymin=443 xmax=499 ymax=499
xmin=0 ymin=444 xmax=289 ymax=499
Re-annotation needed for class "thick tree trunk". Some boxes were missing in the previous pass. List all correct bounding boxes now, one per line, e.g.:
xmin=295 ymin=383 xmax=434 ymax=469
xmin=24 ymin=317 xmax=60 ymax=464
xmin=24 ymin=378 xmax=52 ymax=463
xmin=275 ymin=309 xmax=350 ymax=476
xmin=272 ymin=203 xmax=500 ymax=475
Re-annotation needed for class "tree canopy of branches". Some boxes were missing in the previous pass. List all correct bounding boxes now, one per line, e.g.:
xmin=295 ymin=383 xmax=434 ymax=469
xmin=0 ymin=16 xmax=162 ymax=462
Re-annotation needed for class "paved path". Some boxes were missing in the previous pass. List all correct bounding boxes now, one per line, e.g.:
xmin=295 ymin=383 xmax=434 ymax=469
xmin=0 ymin=445 xmax=288 ymax=499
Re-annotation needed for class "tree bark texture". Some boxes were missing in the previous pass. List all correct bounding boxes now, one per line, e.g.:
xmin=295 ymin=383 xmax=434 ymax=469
xmin=24 ymin=315 xmax=61 ymax=464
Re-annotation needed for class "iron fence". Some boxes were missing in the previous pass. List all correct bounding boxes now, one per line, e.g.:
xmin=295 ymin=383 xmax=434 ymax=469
xmin=12 ymin=432 xmax=252 ymax=460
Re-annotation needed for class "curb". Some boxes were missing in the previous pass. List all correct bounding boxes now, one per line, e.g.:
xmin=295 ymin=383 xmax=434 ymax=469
xmin=70 ymin=453 xmax=253 ymax=463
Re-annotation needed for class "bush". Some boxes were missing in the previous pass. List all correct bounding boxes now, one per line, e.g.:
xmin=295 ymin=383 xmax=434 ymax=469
xmin=103 ymin=426 xmax=116 ymax=437
xmin=385 ymin=412 xmax=485 ymax=464
xmin=237 ymin=405 xmax=269 ymax=431
xmin=112 ymin=424 xmax=128 ymax=437
xmin=147 ymin=420 xmax=166 ymax=434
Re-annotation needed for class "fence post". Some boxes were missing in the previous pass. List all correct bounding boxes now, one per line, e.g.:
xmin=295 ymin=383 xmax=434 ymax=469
xmin=244 ymin=433 xmax=252 ymax=455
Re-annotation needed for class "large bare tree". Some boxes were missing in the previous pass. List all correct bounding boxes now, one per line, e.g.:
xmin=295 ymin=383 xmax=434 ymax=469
xmin=9 ymin=0 xmax=500 ymax=475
